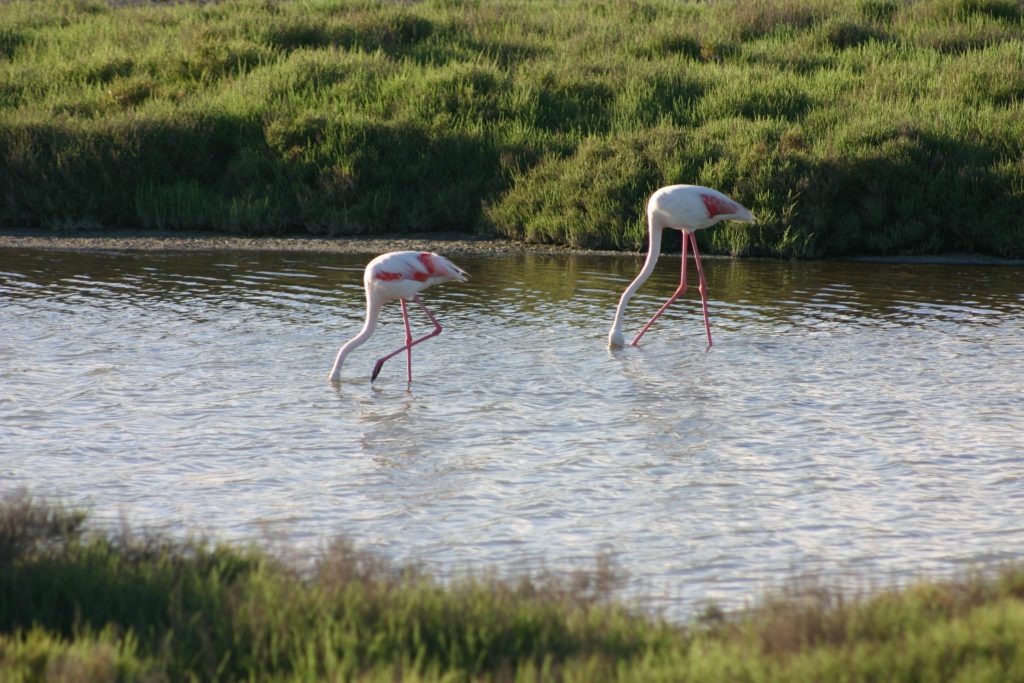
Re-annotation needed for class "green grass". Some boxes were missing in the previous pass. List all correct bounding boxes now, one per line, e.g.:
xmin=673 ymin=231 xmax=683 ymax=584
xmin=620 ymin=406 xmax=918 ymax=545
xmin=1 ymin=0 xmax=1022 ymax=257
xmin=2 ymin=494 xmax=1024 ymax=681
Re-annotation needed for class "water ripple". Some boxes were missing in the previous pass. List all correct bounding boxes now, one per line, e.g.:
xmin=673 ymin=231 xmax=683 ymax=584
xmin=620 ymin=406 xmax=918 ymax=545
xmin=2 ymin=248 xmax=1023 ymax=620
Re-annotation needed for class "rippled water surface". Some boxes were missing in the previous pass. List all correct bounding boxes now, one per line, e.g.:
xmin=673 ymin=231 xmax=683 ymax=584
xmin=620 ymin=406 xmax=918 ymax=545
xmin=3 ymin=246 xmax=1023 ymax=619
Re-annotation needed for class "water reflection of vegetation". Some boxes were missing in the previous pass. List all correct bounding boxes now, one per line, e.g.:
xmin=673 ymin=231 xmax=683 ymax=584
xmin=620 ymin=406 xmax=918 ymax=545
xmin=3 ymin=495 xmax=1023 ymax=682
xmin=4 ymin=249 xmax=1022 ymax=330
xmin=1 ymin=0 xmax=1022 ymax=257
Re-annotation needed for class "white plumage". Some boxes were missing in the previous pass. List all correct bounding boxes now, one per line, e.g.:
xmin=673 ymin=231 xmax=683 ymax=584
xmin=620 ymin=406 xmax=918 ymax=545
xmin=609 ymin=185 xmax=754 ymax=348
xmin=328 ymin=251 xmax=468 ymax=383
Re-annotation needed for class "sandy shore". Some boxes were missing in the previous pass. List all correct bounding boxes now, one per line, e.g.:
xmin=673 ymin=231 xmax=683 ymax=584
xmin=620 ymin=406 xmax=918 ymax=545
xmin=0 ymin=228 xmax=605 ymax=257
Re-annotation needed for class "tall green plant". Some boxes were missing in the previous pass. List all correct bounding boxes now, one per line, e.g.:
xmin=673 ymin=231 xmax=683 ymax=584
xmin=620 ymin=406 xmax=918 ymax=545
xmin=0 ymin=0 xmax=1021 ymax=256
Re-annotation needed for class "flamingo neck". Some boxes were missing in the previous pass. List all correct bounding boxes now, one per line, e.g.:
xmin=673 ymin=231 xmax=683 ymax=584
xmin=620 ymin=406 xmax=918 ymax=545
xmin=609 ymin=223 xmax=664 ymax=347
xmin=328 ymin=294 xmax=383 ymax=380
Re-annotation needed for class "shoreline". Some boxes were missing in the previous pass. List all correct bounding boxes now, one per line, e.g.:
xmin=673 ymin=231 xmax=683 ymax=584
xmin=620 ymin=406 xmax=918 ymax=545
xmin=0 ymin=228 xmax=604 ymax=257
xmin=1 ymin=228 xmax=1022 ymax=265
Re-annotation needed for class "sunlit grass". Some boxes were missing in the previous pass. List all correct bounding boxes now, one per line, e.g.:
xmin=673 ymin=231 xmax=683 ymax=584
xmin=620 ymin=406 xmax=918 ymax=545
xmin=0 ymin=0 xmax=1022 ymax=257
xmin=2 ymin=494 xmax=1023 ymax=681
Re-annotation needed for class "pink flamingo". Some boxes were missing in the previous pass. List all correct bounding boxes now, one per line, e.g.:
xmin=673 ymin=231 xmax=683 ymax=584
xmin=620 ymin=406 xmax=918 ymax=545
xmin=328 ymin=251 xmax=468 ymax=383
xmin=608 ymin=185 xmax=754 ymax=349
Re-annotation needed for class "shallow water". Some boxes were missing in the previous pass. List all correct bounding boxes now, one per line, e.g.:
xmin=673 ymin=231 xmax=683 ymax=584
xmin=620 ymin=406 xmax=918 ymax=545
xmin=2 ymin=247 xmax=1023 ymax=619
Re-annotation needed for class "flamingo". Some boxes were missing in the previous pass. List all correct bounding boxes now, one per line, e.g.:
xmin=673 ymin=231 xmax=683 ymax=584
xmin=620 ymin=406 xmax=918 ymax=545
xmin=328 ymin=251 xmax=468 ymax=383
xmin=608 ymin=185 xmax=755 ymax=349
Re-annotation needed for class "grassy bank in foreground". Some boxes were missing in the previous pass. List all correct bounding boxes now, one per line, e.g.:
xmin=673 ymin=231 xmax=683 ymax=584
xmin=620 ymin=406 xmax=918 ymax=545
xmin=1 ymin=0 xmax=1023 ymax=258
xmin=2 ymin=497 xmax=1023 ymax=682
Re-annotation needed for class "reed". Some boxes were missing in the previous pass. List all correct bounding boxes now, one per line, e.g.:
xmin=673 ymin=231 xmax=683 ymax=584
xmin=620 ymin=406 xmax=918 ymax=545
xmin=0 ymin=0 xmax=1021 ymax=257
xmin=2 ymin=494 xmax=1023 ymax=681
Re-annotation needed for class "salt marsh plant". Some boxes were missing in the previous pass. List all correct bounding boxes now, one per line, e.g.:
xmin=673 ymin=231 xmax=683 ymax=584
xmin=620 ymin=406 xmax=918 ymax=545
xmin=1 ymin=0 xmax=1022 ymax=257
xmin=2 ymin=494 xmax=1024 ymax=681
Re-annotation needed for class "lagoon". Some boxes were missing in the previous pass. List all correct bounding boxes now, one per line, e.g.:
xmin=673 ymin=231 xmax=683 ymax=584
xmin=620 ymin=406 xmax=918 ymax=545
xmin=2 ymin=246 xmax=1023 ymax=619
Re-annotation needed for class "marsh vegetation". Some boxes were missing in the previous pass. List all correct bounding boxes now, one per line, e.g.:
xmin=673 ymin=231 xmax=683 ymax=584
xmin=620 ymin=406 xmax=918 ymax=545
xmin=1 ymin=0 xmax=1022 ymax=257
xmin=2 ymin=495 xmax=1024 ymax=681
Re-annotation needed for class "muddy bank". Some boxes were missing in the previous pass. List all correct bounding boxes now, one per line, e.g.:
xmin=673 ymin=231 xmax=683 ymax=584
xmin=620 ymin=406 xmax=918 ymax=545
xmin=0 ymin=229 xmax=611 ymax=257
xmin=3 ymin=229 xmax=1021 ymax=266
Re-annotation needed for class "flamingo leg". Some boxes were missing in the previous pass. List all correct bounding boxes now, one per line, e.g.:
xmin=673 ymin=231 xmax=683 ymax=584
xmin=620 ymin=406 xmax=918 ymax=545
xmin=630 ymin=232 xmax=690 ymax=346
xmin=371 ymin=295 xmax=443 ymax=382
xmin=688 ymin=232 xmax=713 ymax=347
xmin=401 ymin=299 xmax=414 ymax=383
